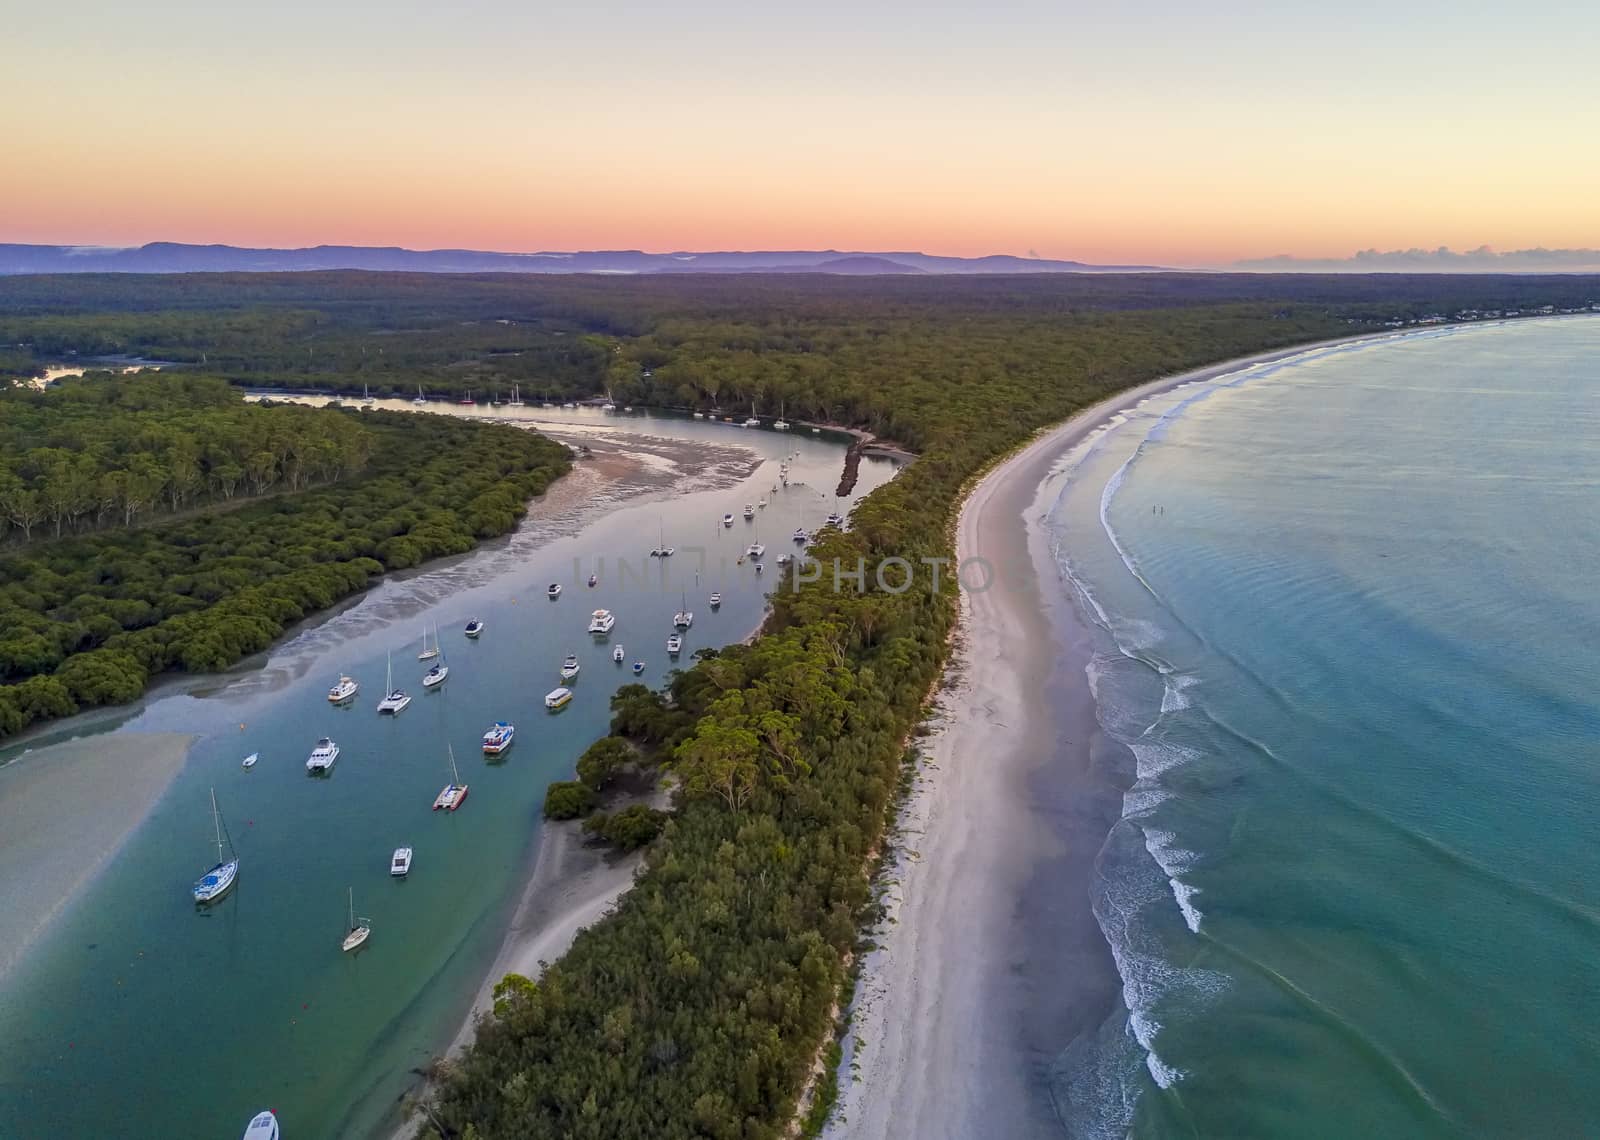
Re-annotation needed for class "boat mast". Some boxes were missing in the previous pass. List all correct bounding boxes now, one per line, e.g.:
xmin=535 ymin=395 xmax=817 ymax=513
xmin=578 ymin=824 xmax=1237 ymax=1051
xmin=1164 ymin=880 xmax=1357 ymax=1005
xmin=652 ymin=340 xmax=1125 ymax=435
xmin=448 ymin=742 xmax=460 ymax=784
xmin=210 ymin=787 xmax=223 ymax=862
xmin=348 ymin=886 xmax=355 ymax=930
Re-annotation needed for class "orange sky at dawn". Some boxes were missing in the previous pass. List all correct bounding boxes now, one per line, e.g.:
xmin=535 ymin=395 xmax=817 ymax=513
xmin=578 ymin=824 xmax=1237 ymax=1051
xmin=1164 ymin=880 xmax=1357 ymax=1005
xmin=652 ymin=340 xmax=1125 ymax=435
xmin=6 ymin=0 xmax=1599 ymax=267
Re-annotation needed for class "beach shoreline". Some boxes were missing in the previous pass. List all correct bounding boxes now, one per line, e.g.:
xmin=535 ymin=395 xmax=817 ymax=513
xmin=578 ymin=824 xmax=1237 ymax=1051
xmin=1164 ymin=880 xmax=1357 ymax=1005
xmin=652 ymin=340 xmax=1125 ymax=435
xmin=823 ymin=331 xmax=1408 ymax=1138
xmin=0 ymin=732 xmax=196 ymax=982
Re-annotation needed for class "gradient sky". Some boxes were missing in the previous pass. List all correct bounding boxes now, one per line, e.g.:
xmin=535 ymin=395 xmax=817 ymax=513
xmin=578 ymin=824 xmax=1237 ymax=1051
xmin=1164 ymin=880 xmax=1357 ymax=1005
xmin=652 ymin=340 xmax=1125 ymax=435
xmin=5 ymin=0 xmax=1599 ymax=265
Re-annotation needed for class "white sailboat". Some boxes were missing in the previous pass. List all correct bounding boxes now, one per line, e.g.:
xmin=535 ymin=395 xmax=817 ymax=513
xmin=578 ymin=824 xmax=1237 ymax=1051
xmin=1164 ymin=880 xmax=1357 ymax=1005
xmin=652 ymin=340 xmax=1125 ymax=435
xmin=774 ymin=399 xmax=789 ymax=430
xmin=341 ymin=886 xmax=371 ymax=953
xmin=412 ymin=384 xmax=427 ymax=406
xmin=508 ymin=383 xmax=524 ymax=407
xmin=376 ymin=652 xmax=411 ymax=714
xmin=674 ymin=591 xmax=694 ymax=629
xmin=242 ymin=1110 xmax=280 ymax=1139
xmin=417 ymin=623 xmax=438 ymax=661
xmin=422 ymin=645 xmax=448 ymax=689
xmin=192 ymin=788 xmax=239 ymax=905
xmin=433 ymin=744 xmax=469 ymax=810
xmin=650 ymin=519 xmax=675 ymax=557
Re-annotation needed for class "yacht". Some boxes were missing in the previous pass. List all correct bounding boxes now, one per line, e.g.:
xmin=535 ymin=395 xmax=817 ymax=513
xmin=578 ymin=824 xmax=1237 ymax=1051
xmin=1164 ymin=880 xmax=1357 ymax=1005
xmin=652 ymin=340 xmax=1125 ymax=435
xmin=723 ymin=514 xmax=735 ymax=527
xmin=560 ymin=654 xmax=581 ymax=681
xmin=547 ymin=583 xmax=562 ymax=599
xmin=667 ymin=634 xmax=682 ymax=656
xmin=192 ymin=788 xmax=239 ymax=905
xmin=463 ymin=619 xmax=484 ymax=639
xmin=632 ymin=660 xmax=645 ymax=675
xmin=341 ymin=887 xmax=371 ymax=953
xmin=422 ymin=657 xmax=448 ymax=688
xmin=588 ymin=609 xmax=616 ymax=635
xmin=613 ymin=644 xmax=626 ymax=663
xmin=743 ymin=504 xmax=755 ymax=519
xmin=545 ymin=686 xmax=573 ymax=710
xmin=242 ymin=1111 xmax=280 ymax=1140
xmin=376 ymin=653 xmax=411 ymax=714
xmin=708 ymin=591 xmax=722 ymax=608
xmin=241 ymin=752 xmax=259 ymax=769
xmin=390 ymin=846 xmax=413 ymax=877
xmin=306 ymin=737 xmax=340 ymax=774
xmin=433 ymin=745 xmax=469 ymax=810
xmin=482 ymin=722 xmax=515 ymax=755
xmin=328 ymin=674 xmax=358 ymax=703
xmin=746 ymin=542 xmax=765 ymax=559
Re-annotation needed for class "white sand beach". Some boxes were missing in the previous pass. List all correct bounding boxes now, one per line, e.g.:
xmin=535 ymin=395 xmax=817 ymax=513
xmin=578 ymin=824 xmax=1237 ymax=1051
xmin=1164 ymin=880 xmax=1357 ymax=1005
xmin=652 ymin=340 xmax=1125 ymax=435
xmin=0 ymin=732 xmax=195 ymax=980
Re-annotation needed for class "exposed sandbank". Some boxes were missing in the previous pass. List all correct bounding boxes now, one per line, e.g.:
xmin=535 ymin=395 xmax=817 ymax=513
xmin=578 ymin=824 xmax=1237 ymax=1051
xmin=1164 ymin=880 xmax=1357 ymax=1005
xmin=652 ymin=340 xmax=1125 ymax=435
xmin=0 ymin=732 xmax=195 ymax=980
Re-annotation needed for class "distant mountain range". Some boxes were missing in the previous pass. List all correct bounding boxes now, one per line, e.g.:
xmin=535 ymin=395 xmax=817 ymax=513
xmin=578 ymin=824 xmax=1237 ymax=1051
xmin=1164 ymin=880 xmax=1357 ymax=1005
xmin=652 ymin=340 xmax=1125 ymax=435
xmin=0 ymin=243 xmax=1162 ymax=276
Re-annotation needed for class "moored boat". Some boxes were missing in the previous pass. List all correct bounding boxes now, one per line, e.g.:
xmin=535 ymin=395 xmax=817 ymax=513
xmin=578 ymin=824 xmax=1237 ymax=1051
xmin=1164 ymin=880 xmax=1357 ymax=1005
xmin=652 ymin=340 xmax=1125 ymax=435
xmin=327 ymin=674 xmax=359 ymax=703
xmin=390 ymin=846 xmax=413 ymax=877
xmin=463 ymin=619 xmax=484 ymax=638
xmin=547 ymin=583 xmax=562 ymax=599
xmin=241 ymin=752 xmax=258 ymax=769
xmin=613 ymin=644 xmax=625 ymax=663
xmin=306 ymin=737 xmax=339 ymax=774
xmin=376 ymin=652 xmax=410 ymax=714
xmin=417 ymin=624 xmax=439 ymax=660
xmin=723 ymin=513 xmax=734 ymax=527
xmin=667 ymin=634 xmax=682 ymax=656
xmin=242 ymin=1110 xmax=280 ymax=1140
xmin=746 ymin=542 xmax=765 ymax=559
xmin=632 ymin=660 xmax=645 ymax=674
xmin=422 ymin=659 xmax=448 ymax=689
xmin=588 ymin=609 xmax=616 ymax=635
xmin=341 ymin=887 xmax=371 ymax=953
xmin=192 ymin=788 xmax=239 ymax=905
xmin=482 ymin=722 xmax=516 ymax=754
xmin=545 ymin=686 xmax=573 ymax=710
xmin=433 ymin=744 xmax=469 ymax=810
xmin=560 ymin=654 xmax=581 ymax=681
xmin=709 ymin=591 xmax=722 ymax=608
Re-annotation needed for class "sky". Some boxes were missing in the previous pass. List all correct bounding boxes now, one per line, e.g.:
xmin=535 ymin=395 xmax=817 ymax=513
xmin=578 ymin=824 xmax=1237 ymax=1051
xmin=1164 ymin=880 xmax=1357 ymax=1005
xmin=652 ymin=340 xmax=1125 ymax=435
xmin=5 ymin=0 xmax=1599 ymax=266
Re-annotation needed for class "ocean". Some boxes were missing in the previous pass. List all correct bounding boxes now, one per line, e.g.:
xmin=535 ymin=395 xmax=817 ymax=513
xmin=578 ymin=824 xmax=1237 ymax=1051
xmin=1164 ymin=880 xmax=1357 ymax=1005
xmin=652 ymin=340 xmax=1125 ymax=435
xmin=1045 ymin=319 xmax=1600 ymax=1137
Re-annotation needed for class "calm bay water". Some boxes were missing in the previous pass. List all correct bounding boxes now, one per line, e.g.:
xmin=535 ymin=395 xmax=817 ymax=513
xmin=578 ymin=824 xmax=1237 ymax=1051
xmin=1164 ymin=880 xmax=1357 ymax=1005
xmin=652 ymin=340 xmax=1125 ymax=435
xmin=0 ymin=408 xmax=893 ymax=1140
xmin=1046 ymin=318 xmax=1600 ymax=1137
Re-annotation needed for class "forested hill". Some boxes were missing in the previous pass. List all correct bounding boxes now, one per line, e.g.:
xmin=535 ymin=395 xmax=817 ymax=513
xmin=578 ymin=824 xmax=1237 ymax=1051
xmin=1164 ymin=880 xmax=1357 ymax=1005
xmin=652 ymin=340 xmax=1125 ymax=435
xmin=0 ymin=373 xmax=570 ymax=741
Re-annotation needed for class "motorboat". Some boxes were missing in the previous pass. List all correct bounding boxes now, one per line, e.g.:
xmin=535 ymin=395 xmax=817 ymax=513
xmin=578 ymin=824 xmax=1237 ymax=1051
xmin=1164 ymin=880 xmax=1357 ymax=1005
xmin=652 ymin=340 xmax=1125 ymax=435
xmin=463 ymin=619 xmax=484 ymax=639
xmin=241 ymin=752 xmax=258 ymax=769
xmin=422 ymin=660 xmax=448 ymax=688
xmin=192 ymin=788 xmax=239 ymax=905
xmin=482 ymin=722 xmax=516 ymax=754
xmin=588 ymin=609 xmax=616 ymax=635
xmin=650 ymin=544 xmax=676 ymax=557
xmin=587 ymin=573 xmax=598 ymax=588
xmin=433 ymin=744 xmax=469 ymax=810
xmin=667 ymin=634 xmax=682 ymax=656
xmin=743 ymin=504 xmax=755 ymax=518
xmin=545 ymin=686 xmax=573 ymax=710
xmin=306 ymin=737 xmax=340 ymax=774
xmin=391 ymin=846 xmax=413 ymax=877
xmin=746 ymin=543 xmax=765 ymax=559
xmin=341 ymin=887 xmax=371 ymax=953
xmin=242 ymin=1111 xmax=280 ymax=1140
xmin=560 ymin=654 xmax=581 ymax=681
xmin=757 ymin=499 xmax=767 ymax=509
xmin=793 ymin=528 xmax=808 ymax=543
xmin=632 ymin=661 xmax=645 ymax=674
xmin=709 ymin=592 xmax=722 ymax=608
xmin=723 ymin=514 xmax=735 ymax=527
xmin=613 ymin=644 xmax=625 ymax=663
xmin=826 ymin=512 xmax=845 ymax=527
xmin=328 ymin=674 xmax=358 ymax=703
xmin=547 ymin=583 xmax=562 ymax=599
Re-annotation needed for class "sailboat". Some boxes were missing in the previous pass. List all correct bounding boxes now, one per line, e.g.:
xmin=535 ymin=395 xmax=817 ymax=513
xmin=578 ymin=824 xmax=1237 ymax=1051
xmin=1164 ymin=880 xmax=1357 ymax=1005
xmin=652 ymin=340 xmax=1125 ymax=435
xmin=774 ymin=399 xmax=789 ymax=431
xmin=376 ymin=652 xmax=411 ymax=714
xmin=422 ymin=643 xmax=448 ymax=689
xmin=674 ymin=590 xmax=694 ymax=629
xmin=192 ymin=788 xmax=239 ymax=905
xmin=417 ymin=623 xmax=438 ymax=661
xmin=650 ymin=519 xmax=675 ymax=558
xmin=433 ymin=744 xmax=469 ymax=810
xmin=341 ymin=887 xmax=371 ymax=953
xmin=361 ymin=383 xmax=374 ymax=407
xmin=743 ymin=398 xmax=761 ymax=428
xmin=412 ymin=384 xmax=427 ymax=406
xmin=508 ymin=383 xmax=524 ymax=407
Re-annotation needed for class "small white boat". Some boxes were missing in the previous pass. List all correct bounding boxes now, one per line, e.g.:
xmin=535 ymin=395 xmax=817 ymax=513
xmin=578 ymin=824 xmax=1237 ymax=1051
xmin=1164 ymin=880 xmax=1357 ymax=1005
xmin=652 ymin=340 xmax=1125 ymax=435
xmin=306 ymin=737 xmax=340 ymax=774
xmin=743 ymin=416 xmax=761 ymax=427
xmin=723 ymin=514 xmax=735 ymax=527
xmin=376 ymin=653 xmax=411 ymax=714
xmin=709 ymin=592 xmax=722 ymax=608
xmin=192 ymin=788 xmax=239 ymax=905
xmin=755 ymin=563 xmax=763 ymax=575
xmin=341 ymin=887 xmax=371 ymax=953
xmin=811 ymin=426 xmax=821 ymax=433
xmin=327 ymin=674 xmax=358 ymax=703
xmin=547 ymin=583 xmax=562 ymax=599
xmin=743 ymin=504 xmax=755 ymax=519
xmin=602 ymin=401 xmax=617 ymax=412
xmin=482 ymin=722 xmax=516 ymax=754
xmin=242 ymin=1110 xmax=280 ymax=1140
xmin=667 ymin=634 xmax=682 ymax=656
xmin=588 ymin=609 xmax=616 ymax=635
xmin=632 ymin=660 xmax=645 ymax=674
xmin=792 ymin=528 xmax=808 ymax=543
xmin=391 ymin=846 xmax=413 ymax=877
xmin=433 ymin=744 xmax=469 ymax=810
xmin=746 ymin=543 xmax=765 ymax=559
xmin=417 ymin=623 xmax=439 ymax=660
xmin=545 ymin=686 xmax=573 ymax=710
xmin=776 ymin=553 xmax=793 ymax=566
xmin=561 ymin=401 xmax=577 ymax=409
xmin=613 ymin=644 xmax=626 ymax=663
xmin=693 ymin=411 xmax=705 ymax=418
xmin=463 ymin=619 xmax=484 ymax=639
xmin=241 ymin=752 xmax=259 ymax=769
xmin=560 ymin=654 xmax=581 ymax=681
xmin=826 ymin=512 xmax=844 ymax=527
xmin=422 ymin=660 xmax=448 ymax=689
xmin=757 ymin=499 xmax=767 ymax=509
xmin=774 ymin=419 xmax=789 ymax=430
xmin=624 ymin=406 xmax=633 ymax=412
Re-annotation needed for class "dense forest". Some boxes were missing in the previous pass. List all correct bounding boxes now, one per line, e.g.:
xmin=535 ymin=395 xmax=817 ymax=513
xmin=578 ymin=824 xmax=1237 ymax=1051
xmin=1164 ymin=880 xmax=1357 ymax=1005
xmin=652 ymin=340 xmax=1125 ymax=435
xmin=0 ymin=373 xmax=569 ymax=740
xmin=5 ymin=271 xmax=1598 ymax=1135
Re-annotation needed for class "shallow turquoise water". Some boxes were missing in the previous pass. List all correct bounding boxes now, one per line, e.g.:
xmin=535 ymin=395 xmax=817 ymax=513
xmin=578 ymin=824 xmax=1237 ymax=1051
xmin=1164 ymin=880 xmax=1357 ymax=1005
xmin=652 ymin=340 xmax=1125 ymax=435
xmin=0 ymin=411 xmax=892 ymax=1140
xmin=1046 ymin=319 xmax=1600 ymax=1137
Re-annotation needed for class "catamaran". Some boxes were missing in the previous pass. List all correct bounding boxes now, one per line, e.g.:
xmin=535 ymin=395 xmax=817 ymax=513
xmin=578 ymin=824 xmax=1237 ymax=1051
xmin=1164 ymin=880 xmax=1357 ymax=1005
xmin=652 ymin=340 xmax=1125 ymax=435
xmin=560 ymin=654 xmax=581 ymax=681
xmin=433 ymin=744 xmax=469 ymax=810
xmin=341 ymin=887 xmax=371 ymax=953
xmin=328 ymin=673 xmax=359 ymax=703
xmin=746 ymin=542 xmax=765 ymax=559
xmin=417 ymin=624 xmax=439 ymax=661
xmin=588 ymin=609 xmax=616 ymax=635
xmin=649 ymin=520 xmax=675 ymax=557
xmin=482 ymin=722 xmax=515 ymax=754
xmin=376 ymin=652 xmax=411 ymax=714
xmin=674 ymin=592 xmax=694 ymax=629
xmin=306 ymin=737 xmax=340 ymax=774
xmin=192 ymin=788 xmax=239 ymax=905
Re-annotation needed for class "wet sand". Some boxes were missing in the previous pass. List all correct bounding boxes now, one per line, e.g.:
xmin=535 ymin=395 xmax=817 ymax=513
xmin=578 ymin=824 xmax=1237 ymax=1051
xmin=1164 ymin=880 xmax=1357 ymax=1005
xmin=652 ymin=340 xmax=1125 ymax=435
xmin=0 ymin=732 xmax=195 ymax=980
xmin=828 ymin=336 xmax=1396 ymax=1139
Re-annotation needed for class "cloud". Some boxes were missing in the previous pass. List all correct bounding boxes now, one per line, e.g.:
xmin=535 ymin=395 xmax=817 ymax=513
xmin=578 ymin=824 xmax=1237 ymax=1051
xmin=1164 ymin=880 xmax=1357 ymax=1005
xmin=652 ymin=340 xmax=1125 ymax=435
xmin=1234 ymin=246 xmax=1600 ymax=273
